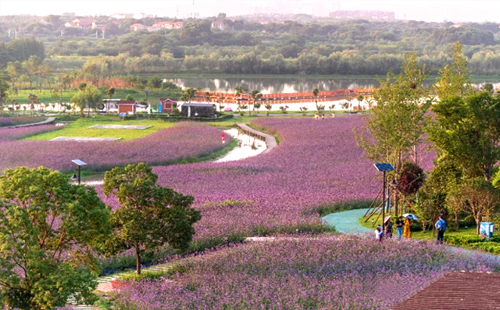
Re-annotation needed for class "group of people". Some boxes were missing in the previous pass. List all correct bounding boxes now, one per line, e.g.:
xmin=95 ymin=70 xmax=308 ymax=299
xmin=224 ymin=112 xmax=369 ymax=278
xmin=313 ymin=113 xmax=335 ymax=119
xmin=375 ymin=215 xmax=446 ymax=244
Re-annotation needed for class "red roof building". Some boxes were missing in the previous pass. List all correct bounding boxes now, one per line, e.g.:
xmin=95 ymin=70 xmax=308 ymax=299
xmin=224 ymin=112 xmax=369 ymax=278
xmin=160 ymin=98 xmax=178 ymax=113
xmin=116 ymin=100 xmax=137 ymax=115
xmin=392 ymin=272 xmax=500 ymax=310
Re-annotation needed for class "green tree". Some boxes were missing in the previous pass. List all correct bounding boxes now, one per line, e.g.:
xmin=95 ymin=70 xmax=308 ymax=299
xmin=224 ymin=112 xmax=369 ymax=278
xmin=265 ymin=104 xmax=272 ymax=116
xmin=0 ymin=78 xmax=9 ymax=116
xmin=355 ymin=52 xmax=432 ymax=176
xmin=106 ymin=87 xmax=115 ymax=99
xmin=6 ymin=61 xmax=22 ymax=96
xmin=249 ymin=90 xmax=263 ymax=116
xmin=102 ymin=163 xmax=201 ymax=275
xmin=0 ymin=167 xmax=111 ymax=310
xmin=312 ymin=88 xmax=320 ymax=113
xmin=435 ymin=41 xmax=473 ymax=100
xmin=83 ymin=84 xmax=103 ymax=116
xmin=428 ymin=92 xmax=500 ymax=182
xmin=70 ymin=92 xmax=86 ymax=116
xmin=234 ymin=85 xmax=247 ymax=115
xmin=81 ymin=57 xmax=108 ymax=87
xmin=446 ymin=177 xmax=500 ymax=234
xmin=180 ymin=87 xmax=197 ymax=103
xmin=22 ymin=55 xmax=42 ymax=91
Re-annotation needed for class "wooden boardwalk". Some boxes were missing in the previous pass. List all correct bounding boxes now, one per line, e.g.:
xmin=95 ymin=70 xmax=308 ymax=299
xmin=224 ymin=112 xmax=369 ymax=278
xmin=236 ymin=123 xmax=277 ymax=154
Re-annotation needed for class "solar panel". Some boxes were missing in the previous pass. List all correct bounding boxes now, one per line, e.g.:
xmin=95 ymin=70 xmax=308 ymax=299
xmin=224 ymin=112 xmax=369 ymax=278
xmin=72 ymin=159 xmax=87 ymax=166
xmin=374 ymin=163 xmax=394 ymax=172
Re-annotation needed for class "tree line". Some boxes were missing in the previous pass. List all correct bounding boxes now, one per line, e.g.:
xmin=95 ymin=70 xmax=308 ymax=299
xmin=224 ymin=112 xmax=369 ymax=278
xmin=0 ymin=163 xmax=201 ymax=310
xmin=357 ymin=42 xmax=500 ymax=237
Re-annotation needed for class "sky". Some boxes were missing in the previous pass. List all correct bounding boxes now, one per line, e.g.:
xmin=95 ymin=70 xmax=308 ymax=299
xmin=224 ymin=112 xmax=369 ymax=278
xmin=0 ymin=0 xmax=499 ymax=23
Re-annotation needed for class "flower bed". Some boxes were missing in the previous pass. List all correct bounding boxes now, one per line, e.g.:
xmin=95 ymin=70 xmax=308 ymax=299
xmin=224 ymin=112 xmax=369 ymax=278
xmin=113 ymin=236 xmax=499 ymax=309
xmin=0 ymin=122 xmax=230 ymax=172
xmin=0 ymin=116 xmax=46 ymax=127
xmin=0 ymin=125 xmax=58 ymax=141
xmin=113 ymin=116 xmax=433 ymax=240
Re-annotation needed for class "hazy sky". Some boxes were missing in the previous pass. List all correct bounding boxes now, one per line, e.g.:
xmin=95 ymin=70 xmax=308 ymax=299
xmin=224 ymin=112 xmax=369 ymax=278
xmin=1 ymin=0 xmax=499 ymax=23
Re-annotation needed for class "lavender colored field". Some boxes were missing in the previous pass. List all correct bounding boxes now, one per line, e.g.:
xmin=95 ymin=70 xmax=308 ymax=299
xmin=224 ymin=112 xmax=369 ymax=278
xmin=114 ymin=236 xmax=499 ymax=309
xmin=103 ymin=116 xmax=432 ymax=240
xmin=0 ymin=116 xmax=46 ymax=127
xmin=0 ymin=125 xmax=58 ymax=141
xmin=0 ymin=122 xmax=231 ymax=172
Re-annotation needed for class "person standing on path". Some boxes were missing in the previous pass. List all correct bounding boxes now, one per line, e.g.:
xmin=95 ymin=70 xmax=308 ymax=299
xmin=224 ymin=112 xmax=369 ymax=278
xmin=385 ymin=218 xmax=393 ymax=238
xmin=375 ymin=226 xmax=383 ymax=242
xmin=435 ymin=216 xmax=446 ymax=245
xmin=395 ymin=216 xmax=404 ymax=240
xmin=403 ymin=217 xmax=412 ymax=238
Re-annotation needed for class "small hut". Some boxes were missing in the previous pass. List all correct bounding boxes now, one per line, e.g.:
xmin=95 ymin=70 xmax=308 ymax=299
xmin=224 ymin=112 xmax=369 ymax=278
xmin=181 ymin=103 xmax=216 ymax=118
xmin=159 ymin=98 xmax=178 ymax=113
xmin=116 ymin=100 xmax=137 ymax=115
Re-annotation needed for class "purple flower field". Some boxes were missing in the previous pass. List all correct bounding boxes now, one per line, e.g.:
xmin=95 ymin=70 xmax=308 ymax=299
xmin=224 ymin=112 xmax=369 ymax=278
xmin=114 ymin=236 xmax=499 ymax=310
xmin=0 ymin=125 xmax=58 ymax=141
xmin=0 ymin=116 xmax=46 ymax=127
xmin=0 ymin=122 xmax=230 ymax=172
xmin=102 ymin=116 xmax=432 ymax=240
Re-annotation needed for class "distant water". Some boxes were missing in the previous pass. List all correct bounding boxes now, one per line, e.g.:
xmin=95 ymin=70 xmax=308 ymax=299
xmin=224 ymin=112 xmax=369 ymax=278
xmin=167 ymin=76 xmax=500 ymax=93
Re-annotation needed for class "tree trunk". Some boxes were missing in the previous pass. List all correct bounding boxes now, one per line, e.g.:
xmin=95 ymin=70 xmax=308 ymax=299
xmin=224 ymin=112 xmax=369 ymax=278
xmin=136 ymin=246 xmax=141 ymax=275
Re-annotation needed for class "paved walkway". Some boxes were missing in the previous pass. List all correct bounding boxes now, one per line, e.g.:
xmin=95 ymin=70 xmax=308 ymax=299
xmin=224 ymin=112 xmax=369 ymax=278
xmin=236 ymin=123 xmax=277 ymax=154
xmin=2 ymin=117 xmax=56 ymax=129
xmin=322 ymin=208 xmax=372 ymax=234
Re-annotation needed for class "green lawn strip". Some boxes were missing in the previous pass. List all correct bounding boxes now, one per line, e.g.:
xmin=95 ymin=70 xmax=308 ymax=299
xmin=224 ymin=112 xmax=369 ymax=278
xmin=358 ymin=215 xmax=500 ymax=254
xmin=23 ymin=118 xmax=174 ymax=141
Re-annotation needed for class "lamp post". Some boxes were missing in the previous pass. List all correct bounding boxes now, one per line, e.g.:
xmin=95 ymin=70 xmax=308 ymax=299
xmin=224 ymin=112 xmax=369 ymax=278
xmin=374 ymin=163 xmax=394 ymax=232
xmin=391 ymin=179 xmax=398 ymax=216
xmin=71 ymin=159 xmax=87 ymax=185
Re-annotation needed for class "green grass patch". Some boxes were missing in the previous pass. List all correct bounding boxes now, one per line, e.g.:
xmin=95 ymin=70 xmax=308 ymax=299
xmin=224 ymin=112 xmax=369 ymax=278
xmin=23 ymin=117 xmax=175 ymax=141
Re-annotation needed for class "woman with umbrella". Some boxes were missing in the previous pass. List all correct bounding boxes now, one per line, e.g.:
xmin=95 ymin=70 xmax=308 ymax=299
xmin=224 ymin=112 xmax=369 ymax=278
xmin=403 ymin=214 xmax=418 ymax=238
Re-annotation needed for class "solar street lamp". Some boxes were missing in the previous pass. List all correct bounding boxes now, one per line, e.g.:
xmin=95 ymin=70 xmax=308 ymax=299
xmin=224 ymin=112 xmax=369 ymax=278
xmin=374 ymin=163 xmax=394 ymax=233
xmin=71 ymin=159 xmax=87 ymax=185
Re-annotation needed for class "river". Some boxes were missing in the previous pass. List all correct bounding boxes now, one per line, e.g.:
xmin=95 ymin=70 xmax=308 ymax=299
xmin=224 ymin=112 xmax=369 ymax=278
xmin=166 ymin=76 xmax=499 ymax=93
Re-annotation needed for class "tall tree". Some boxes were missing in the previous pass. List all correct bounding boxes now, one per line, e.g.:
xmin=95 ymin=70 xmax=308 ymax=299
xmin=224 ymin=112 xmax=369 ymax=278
xmin=81 ymin=57 xmax=108 ymax=87
xmin=312 ymin=88 xmax=320 ymax=113
xmin=22 ymin=55 xmax=42 ymax=91
xmin=435 ymin=41 xmax=473 ymax=100
xmin=83 ymin=84 xmax=103 ymax=116
xmin=180 ymin=87 xmax=197 ymax=103
xmin=355 ymin=52 xmax=432 ymax=176
xmin=249 ymin=89 xmax=262 ymax=115
xmin=0 ymin=167 xmax=111 ymax=310
xmin=428 ymin=92 xmax=500 ymax=182
xmin=102 ymin=163 xmax=201 ymax=275
xmin=6 ymin=61 xmax=22 ymax=96
xmin=446 ymin=178 xmax=500 ymax=234
xmin=70 ymin=92 xmax=87 ymax=116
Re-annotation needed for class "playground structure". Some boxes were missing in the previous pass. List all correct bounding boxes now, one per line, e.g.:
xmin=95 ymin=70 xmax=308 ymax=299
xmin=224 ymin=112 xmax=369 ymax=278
xmin=189 ymin=88 xmax=377 ymax=105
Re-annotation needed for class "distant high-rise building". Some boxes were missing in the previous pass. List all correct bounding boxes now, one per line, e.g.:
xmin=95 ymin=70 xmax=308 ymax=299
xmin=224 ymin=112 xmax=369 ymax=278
xmin=329 ymin=10 xmax=395 ymax=21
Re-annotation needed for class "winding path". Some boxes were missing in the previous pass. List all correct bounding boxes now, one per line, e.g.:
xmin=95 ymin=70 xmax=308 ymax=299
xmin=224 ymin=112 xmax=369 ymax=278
xmin=2 ymin=117 xmax=56 ymax=129
xmin=322 ymin=208 xmax=373 ymax=234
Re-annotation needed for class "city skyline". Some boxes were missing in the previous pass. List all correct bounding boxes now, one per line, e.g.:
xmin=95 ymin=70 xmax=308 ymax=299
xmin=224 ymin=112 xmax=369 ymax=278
xmin=1 ymin=0 xmax=500 ymax=23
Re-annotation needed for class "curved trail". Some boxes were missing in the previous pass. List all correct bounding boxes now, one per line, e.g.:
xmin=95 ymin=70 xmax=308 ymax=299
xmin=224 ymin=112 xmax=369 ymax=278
xmin=322 ymin=208 xmax=373 ymax=234
xmin=2 ymin=117 xmax=56 ymax=129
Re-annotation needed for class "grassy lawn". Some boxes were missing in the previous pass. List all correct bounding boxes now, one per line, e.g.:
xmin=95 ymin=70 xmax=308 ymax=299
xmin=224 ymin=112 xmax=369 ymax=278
xmin=24 ymin=117 xmax=176 ymax=141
